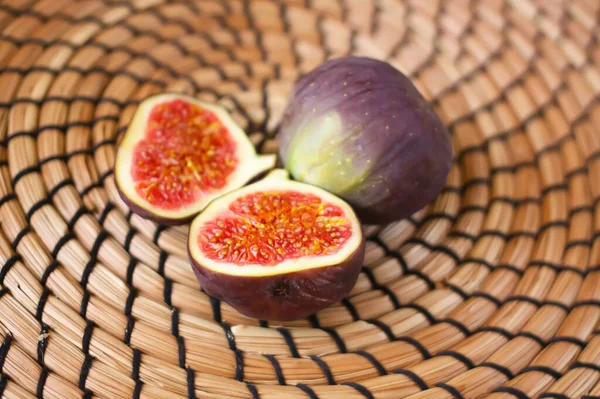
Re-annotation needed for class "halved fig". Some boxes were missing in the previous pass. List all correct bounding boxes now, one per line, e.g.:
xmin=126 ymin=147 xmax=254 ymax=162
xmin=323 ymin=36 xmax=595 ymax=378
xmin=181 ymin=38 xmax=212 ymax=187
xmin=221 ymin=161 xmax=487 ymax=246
xmin=115 ymin=93 xmax=276 ymax=224
xmin=188 ymin=169 xmax=365 ymax=320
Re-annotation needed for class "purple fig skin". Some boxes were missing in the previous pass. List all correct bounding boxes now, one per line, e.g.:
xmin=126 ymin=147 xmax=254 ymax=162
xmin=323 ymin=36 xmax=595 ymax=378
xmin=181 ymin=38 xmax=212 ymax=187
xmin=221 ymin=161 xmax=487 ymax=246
xmin=278 ymin=56 xmax=453 ymax=224
xmin=189 ymin=240 xmax=365 ymax=321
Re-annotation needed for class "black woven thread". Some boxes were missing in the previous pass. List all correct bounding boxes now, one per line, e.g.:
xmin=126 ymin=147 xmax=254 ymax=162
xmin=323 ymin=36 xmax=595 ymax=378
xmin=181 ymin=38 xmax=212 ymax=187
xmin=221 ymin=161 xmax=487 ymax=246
xmin=0 ymin=334 xmax=13 ymax=374
xmin=79 ymin=169 xmax=114 ymax=198
xmin=221 ymin=322 xmax=244 ymax=381
xmin=396 ymin=336 xmax=432 ymax=359
xmin=406 ymin=237 xmax=461 ymax=265
xmin=47 ymin=178 xmax=75 ymax=201
xmin=131 ymin=349 xmax=141 ymax=381
xmin=297 ymin=383 xmax=320 ymax=399
xmin=474 ymin=326 xmax=514 ymax=340
xmin=411 ymin=212 xmax=455 ymax=225
xmin=67 ymin=205 xmax=90 ymax=231
xmin=78 ymin=354 xmax=93 ymax=391
xmin=11 ymin=165 xmax=40 ymax=187
xmin=222 ymin=322 xmax=237 ymax=351
xmin=245 ymin=382 xmax=260 ymax=399
xmin=40 ymin=260 xmax=59 ymax=286
xmin=35 ymin=288 xmax=50 ymax=322
xmin=436 ymin=382 xmax=465 ymax=399
xmin=157 ymin=250 xmax=168 ymax=277
xmin=208 ymin=295 xmax=222 ymax=323
xmin=0 ymin=374 xmax=7 ymax=398
xmin=11 ymin=226 xmax=30 ymax=249
xmin=124 ymin=288 xmax=137 ymax=317
xmin=402 ymin=303 xmax=436 ymax=325
xmin=521 ymin=365 xmax=562 ymax=379
xmin=448 ymin=283 xmax=502 ymax=307
xmin=309 ymin=355 xmax=335 ymax=385
xmin=50 ymin=232 xmax=76 ymax=259
xmin=82 ymin=321 xmax=94 ymax=355
xmin=354 ymin=350 xmax=387 ymax=376
xmin=504 ymin=295 xmax=569 ymax=312
xmin=539 ymin=394 xmax=570 ymax=399
xmin=37 ymin=324 xmax=49 ymax=365
xmin=276 ymin=327 xmax=300 ymax=358
xmin=80 ymin=230 xmax=109 ymax=288
xmin=538 ymin=221 xmax=569 ymax=236
xmin=572 ymin=300 xmax=600 ymax=308
xmin=361 ymin=266 xmax=401 ymax=309
xmin=133 ymin=380 xmax=143 ymax=399
xmin=340 ymin=298 xmax=360 ymax=320
xmin=492 ymin=387 xmax=530 ymax=399
xmin=0 ymin=193 xmax=16 ymax=208
xmin=80 ymin=291 xmax=90 ymax=319
xmin=0 ymin=254 xmax=21 ymax=286
xmin=321 ymin=327 xmax=347 ymax=353
xmin=264 ymin=354 xmax=286 ymax=385
xmin=370 ymin=237 xmax=436 ymax=290
xmin=161 ymin=277 xmax=173 ymax=307
xmin=565 ymin=239 xmax=593 ymax=251
xmin=126 ymin=258 xmax=138 ymax=287
xmin=97 ymin=202 xmax=115 ymax=226
xmin=152 ymin=225 xmax=166 ymax=245
xmin=259 ymin=78 xmax=271 ymax=132
xmin=186 ymin=367 xmax=196 ymax=399
xmin=25 ymin=199 xmax=51 ymax=224
xmin=517 ymin=331 xmax=546 ymax=347
xmin=440 ymin=318 xmax=472 ymax=337
xmin=479 ymin=362 xmax=514 ymax=380
xmin=123 ymin=228 xmax=136 ymax=252
xmin=177 ymin=335 xmax=186 ymax=369
xmin=528 ymin=260 xmax=584 ymax=277
xmin=36 ymin=366 xmax=49 ymax=399
xmin=448 ymin=231 xmax=477 ymax=241
xmin=341 ymin=382 xmax=376 ymax=399
xmin=568 ymin=204 xmax=594 ymax=217
xmin=392 ymin=368 xmax=429 ymax=390
xmin=365 ymin=319 xmax=396 ymax=341
xmin=569 ymin=361 xmax=600 ymax=372
xmin=436 ymin=351 xmax=475 ymax=370
xmin=80 ymin=259 xmax=96 ymax=290
xmin=124 ymin=316 xmax=135 ymax=345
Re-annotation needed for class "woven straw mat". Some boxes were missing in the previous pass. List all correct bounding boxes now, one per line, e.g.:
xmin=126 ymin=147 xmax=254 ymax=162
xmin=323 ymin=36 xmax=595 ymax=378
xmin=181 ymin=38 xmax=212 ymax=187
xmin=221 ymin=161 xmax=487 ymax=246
xmin=0 ymin=0 xmax=599 ymax=398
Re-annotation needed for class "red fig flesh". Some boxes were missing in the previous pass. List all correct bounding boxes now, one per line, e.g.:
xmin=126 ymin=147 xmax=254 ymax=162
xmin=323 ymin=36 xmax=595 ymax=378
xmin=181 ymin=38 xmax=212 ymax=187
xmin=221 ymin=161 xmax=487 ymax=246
xmin=115 ymin=94 xmax=275 ymax=224
xmin=188 ymin=170 xmax=365 ymax=320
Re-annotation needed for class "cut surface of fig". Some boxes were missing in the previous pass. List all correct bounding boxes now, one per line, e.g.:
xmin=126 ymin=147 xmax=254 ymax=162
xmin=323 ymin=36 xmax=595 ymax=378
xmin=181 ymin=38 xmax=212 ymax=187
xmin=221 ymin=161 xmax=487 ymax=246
xmin=115 ymin=93 xmax=275 ymax=224
xmin=188 ymin=170 xmax=365 ymax=320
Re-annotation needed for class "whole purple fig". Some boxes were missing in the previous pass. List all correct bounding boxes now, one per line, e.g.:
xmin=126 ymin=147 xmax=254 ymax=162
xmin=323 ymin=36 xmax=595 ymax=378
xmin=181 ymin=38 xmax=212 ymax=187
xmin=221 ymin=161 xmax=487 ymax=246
xmin=278 ymin=56 xmax=453 ymax=224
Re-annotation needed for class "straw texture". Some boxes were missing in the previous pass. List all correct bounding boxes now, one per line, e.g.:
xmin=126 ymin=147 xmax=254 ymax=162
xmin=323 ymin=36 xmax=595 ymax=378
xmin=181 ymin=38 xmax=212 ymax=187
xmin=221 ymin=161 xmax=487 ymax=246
xmin=0 ymin=0 xmax=599 ymax=397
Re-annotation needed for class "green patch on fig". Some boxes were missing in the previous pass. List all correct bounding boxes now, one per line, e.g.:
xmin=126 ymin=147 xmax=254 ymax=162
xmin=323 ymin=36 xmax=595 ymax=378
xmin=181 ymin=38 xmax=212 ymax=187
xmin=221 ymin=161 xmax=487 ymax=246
xmin=286 ymin=111 xmax=372 ymax=195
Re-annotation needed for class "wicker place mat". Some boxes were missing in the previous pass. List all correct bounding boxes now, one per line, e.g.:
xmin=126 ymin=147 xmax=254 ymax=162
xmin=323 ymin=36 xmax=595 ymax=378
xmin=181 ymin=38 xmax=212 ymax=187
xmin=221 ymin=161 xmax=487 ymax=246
xmin=0 ymin=0 xmax=599 ymax=398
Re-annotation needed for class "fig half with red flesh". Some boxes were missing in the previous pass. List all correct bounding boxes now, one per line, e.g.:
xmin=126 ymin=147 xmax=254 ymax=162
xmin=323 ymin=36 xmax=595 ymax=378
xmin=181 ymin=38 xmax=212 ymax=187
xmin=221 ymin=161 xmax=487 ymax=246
xmin=188 ymin=169 xmax=365 ymax=321
xmin=115 ymin=93 xmax=276 ymax=224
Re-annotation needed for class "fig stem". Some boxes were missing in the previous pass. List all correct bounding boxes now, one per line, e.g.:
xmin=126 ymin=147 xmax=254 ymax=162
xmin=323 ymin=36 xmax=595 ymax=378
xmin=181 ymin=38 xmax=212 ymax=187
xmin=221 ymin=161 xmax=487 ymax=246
xmin=254 ymin=154 xmax=278 ymax=175
xmin=264 ymin=168 xmax=289 ymax=181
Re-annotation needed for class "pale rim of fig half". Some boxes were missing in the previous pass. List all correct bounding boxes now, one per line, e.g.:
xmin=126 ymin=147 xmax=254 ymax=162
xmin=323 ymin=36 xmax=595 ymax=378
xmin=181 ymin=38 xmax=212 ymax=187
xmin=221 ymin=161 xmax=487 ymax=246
xmin=115 ymin=93 xmax=276 ymax=225
xmin=188 ymin=169 xmax=364 ymax=277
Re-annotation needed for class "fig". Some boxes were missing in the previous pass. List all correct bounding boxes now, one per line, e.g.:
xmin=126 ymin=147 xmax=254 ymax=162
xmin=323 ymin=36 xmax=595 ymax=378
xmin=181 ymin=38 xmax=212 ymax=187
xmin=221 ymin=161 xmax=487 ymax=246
xmin=278 ymin=56 xmax=453 ymax=224
xmin=115 ymin=93 xmax=276 ymax=224
xmin=188 ymin=169 xmax=365 ymax=320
